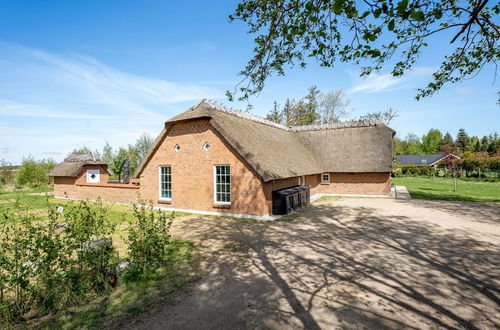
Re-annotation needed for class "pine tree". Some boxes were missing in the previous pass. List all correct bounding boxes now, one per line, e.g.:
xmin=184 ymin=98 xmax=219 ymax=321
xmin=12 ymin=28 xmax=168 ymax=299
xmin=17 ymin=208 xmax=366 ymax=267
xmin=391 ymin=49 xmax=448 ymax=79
xmin=439 ymin=132 xmax=454 ymax=149
xmin=265 ymin=101 xmax=283 ymax=124
xmin=303 ymin=86 xmax=321 ymax=124
xmin=456 ymin=128 xmax=470 ymax=152
xmin=282 ymin=98 xmax=294 ymax=126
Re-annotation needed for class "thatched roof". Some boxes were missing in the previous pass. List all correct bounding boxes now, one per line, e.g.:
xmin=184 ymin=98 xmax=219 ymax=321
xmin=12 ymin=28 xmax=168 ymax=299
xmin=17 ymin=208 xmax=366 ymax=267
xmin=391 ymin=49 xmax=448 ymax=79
xmin=135 ymin=100 xmax=395 ymax=182
xmin=49 ymin=153 xmax=113 ymax=177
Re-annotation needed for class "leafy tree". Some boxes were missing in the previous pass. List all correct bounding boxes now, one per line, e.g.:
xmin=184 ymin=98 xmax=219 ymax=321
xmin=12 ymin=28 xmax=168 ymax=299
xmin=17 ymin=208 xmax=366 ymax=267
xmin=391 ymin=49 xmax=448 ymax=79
xmin=266 ymin=101 xmax=284 ymax=124
xmin=102 ymin=142 xmax=114 ymax=166
xmin=16 ymin=155 xmax=55 ymax=187
xmin=318 ymin=89 xmax=351 ymax=123
xmin=135 ymin=133 xmax=154 ymax=161
xmin=440 ymin=145 xmax=460 ymax=191
xmin=229 ymin=0 xmax=500 ymax=101
xmin=0 ymin=159 xmax=15 ymax=186
xmin=421 ymin=129 xmax=442 ymax=153
xmin=392 ymin=135 xmax=407 ymax=156
xmin=469 ymin=136 xmax=481 ymax=152
xmin=404 ymin=133 xmax=423 ymax=154
xmin=456 ymin=128 xmax=470 ymax=152
xmin=359 ymin=107 xmax=399 ymax=125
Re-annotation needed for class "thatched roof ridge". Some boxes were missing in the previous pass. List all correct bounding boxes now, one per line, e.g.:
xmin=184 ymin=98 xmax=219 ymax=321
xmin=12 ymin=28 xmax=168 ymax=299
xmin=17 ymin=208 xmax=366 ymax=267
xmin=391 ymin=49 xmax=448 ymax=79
xmin=49 ymin=152 xmax=112 ymax=177
xmin=134 ymin=100 xmax=395 ymax=181
xmin=64 ymin=152 xmax=100 ymax=162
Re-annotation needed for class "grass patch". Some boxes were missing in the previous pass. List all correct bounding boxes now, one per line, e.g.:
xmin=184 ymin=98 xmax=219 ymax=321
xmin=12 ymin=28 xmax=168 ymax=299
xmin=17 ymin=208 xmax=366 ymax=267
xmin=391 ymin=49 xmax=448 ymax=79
xmin=393 ymin=177 xmax=500 ymax=203
xmin=0 ymin=187 xmax=198 ymax=328
xmin=31 ymin=238 xmax=197 ymax=330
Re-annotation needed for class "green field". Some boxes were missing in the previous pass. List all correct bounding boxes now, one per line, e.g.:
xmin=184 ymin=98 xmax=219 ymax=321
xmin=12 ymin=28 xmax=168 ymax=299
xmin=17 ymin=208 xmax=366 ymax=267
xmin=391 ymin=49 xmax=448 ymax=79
xmin=392 ymin=177 xmax=500 ymax=203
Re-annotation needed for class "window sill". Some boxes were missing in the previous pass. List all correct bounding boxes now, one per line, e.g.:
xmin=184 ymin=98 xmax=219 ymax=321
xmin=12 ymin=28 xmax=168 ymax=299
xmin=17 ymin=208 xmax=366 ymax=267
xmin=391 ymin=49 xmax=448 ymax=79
xmin=213 ymin=203 xmax=231 ymax=209
xmin=158 ymin=199 xmax=172 ymax=205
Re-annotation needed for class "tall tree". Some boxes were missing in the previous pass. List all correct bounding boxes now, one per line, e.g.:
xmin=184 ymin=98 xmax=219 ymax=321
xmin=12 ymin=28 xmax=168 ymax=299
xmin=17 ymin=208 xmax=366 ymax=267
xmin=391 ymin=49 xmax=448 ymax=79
xmin=135 ymin=133 xmax=154 ymax=160
xmin=440 ymin=132 xmax=455 ymax=148
xmin=405 ymin=133 xmax=423 ymax=154
xmin=318 ymin=89 xmax=351 ymax=123
xmin=266 ymin=101 xmax=283 ymax=124
xmin=102 ymin=142 xmax=114 ymax=166
xmin=282 ymin=98 xmax=294 ymax=126
xmin=421 ymin=129 xmax=443 ymax=153
xmin=303 ymin=86 xmax=321 ymax=124
xmin=229 ymin=0 xmax=500 ymax=101
xmin=456 ymin=128 xmax=470 ymax=152
xmin=480 ymin=135 xmax=490 ymax=152
xmin=359 ymin=107 xmax=399 ymax=125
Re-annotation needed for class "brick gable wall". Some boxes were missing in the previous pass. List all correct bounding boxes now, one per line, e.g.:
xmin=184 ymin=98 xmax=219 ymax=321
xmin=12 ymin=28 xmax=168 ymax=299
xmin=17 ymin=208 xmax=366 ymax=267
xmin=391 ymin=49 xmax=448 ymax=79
xmin=138 ymin=119 xmax=271 ymax=216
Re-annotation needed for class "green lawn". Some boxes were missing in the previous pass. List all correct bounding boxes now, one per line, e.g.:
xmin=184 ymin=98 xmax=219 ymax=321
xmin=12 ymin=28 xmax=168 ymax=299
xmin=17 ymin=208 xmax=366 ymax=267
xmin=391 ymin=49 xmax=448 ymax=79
xmin=392 ymin=177 xmax=500 ymax=203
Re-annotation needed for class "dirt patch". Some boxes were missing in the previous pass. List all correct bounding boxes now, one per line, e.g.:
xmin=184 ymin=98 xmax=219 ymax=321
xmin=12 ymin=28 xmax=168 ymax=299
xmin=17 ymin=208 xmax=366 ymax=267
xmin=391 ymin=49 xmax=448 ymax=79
xmin=118 ymin=198 xmax=500 ymax=329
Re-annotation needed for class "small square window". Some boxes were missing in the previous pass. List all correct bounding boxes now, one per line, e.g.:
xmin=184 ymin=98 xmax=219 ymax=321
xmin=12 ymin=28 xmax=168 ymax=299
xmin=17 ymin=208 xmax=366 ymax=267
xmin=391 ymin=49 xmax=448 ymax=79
xmin=174 ymin=144 xmax=180 ymax=152
xmin=203 ymin=142 xmax=210 ymax=151
xmin=321 ymin=173 xmax=330 ymax=184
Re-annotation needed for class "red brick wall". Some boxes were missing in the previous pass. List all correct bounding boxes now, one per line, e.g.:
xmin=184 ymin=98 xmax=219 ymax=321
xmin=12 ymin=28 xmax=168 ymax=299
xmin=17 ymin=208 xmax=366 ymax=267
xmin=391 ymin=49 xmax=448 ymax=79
xmin=265 ymin=172 xmax=391 ymax=199
xmin=53 ymin=165 xmax=140 ymax=204
xmin=138 ymin=119 xmax=271 ymax=216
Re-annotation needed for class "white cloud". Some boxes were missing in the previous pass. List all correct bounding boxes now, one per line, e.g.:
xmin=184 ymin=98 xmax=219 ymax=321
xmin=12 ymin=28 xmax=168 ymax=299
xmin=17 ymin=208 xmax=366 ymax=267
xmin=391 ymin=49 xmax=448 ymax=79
xmin=0 ymin=43 xmax=225 ymax=163
xmin=347 ymin=66 xmax=437 ymax=94
xmin=0 ymin=99 xmax=117 ymax=119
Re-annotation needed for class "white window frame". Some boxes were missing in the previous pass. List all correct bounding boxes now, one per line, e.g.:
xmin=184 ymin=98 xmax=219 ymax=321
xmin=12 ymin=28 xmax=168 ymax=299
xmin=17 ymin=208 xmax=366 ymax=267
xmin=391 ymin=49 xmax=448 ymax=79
xmin=86 ymin=169 xmax=100 ymax=183
xmin=298 ymin=175 xmax=306 ymax=186
xmin=158 ymin=165 xmax=172 ymax=200
xmin=213 ymin=165 xmax=231 ymax=204
xmin=321 ymin=173 xmax=330 ymax=184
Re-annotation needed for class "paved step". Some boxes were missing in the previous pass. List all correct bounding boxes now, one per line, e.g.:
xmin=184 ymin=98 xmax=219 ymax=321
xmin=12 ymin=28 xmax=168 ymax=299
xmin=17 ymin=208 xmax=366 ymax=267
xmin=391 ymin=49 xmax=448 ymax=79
xmin=394 ymin=185 xmax=411 ymax=199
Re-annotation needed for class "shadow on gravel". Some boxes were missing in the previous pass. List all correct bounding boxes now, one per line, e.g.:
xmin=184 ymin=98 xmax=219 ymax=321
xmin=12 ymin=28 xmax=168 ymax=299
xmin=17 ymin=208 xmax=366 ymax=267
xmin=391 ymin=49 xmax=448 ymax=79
xmin=120 ymin=201 xmax=500 ymax=329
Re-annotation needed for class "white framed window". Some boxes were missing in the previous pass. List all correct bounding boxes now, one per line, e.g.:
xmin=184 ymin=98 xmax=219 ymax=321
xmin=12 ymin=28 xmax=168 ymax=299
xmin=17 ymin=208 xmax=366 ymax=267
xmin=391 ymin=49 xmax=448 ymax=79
xmin=214 ymin=165 xmax=231 ymax=204
xmin=203 ymin=142 xmax=211 ymax=151
xmin=159 ymin=166 xmax=172 ymax=200
xmin=298 ymin=175 xmax=306 ymax=186
xmin=86 ymin=169 xmax=100 ymax=183
xmin=321 ymin=173 xmax=330 ymax=184
xmin=174 ymin=144 xmax=180 ymax=152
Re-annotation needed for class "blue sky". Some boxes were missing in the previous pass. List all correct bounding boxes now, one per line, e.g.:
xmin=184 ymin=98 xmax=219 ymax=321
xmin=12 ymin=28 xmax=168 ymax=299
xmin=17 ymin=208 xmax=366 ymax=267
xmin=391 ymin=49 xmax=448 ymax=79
xmin=0 ymin=1 xmax=498 ymax=164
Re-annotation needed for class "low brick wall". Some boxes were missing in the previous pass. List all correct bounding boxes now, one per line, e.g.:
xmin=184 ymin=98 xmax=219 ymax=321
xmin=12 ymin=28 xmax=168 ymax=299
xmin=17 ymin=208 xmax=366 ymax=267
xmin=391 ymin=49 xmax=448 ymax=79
xmin=309 ymin=172 xmax=391 ymax=196
xmin=266 ymin=172 xmax=391 ymax=198
xmin=54 ymin=178 xmax=141 ymax=204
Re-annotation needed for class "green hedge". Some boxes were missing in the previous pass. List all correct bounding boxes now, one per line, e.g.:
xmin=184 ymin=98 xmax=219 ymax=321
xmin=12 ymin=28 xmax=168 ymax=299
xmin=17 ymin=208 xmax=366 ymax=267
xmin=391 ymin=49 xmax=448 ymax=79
xmin=392 ymin=164 xmax=434 ymax=177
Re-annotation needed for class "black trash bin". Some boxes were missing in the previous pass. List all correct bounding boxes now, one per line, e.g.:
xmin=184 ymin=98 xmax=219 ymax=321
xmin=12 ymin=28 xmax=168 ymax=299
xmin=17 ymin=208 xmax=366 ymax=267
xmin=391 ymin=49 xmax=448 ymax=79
xmin=272 ymin=185 xmax=310 ymax=215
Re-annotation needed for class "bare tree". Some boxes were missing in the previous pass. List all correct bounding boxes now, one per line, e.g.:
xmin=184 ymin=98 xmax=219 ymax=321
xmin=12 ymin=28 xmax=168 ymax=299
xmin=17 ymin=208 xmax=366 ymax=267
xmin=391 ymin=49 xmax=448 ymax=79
xmin=318 ymin=89 xmax=351 ymax=123
xmin=359 ymin=108 xmax=400 ymax=125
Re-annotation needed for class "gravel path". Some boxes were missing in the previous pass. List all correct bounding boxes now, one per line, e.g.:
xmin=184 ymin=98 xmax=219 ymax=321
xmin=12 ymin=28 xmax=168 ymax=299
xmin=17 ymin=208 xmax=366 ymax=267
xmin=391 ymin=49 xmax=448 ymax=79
xmin=119 ymin=198 xmax=500 ymax=329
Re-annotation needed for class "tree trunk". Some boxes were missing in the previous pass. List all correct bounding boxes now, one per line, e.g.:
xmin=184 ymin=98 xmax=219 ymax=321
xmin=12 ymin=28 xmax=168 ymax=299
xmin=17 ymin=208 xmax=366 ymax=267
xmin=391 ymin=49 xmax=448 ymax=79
xmin=453 ymin=173 xmax=458 ymax=192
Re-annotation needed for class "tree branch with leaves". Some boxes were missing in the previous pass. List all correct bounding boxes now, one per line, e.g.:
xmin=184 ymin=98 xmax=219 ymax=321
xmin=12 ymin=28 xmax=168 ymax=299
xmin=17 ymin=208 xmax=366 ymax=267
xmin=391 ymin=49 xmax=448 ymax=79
xmin=228 ymin=0 xmax=499 ymax=102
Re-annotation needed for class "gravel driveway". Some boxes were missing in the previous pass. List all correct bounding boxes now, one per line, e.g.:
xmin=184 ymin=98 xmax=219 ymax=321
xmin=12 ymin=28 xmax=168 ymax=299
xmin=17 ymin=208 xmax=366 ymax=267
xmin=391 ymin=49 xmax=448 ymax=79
xmin=121 ymin=198 xmax=500 ymax=329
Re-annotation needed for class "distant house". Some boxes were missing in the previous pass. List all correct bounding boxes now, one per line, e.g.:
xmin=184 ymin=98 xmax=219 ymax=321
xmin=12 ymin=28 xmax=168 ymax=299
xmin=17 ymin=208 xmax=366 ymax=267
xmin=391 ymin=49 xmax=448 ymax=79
xmin=51 ymin=100 xmax=395 ymax=220
xmin=395 ymin=154 xmax=460 ymax=166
